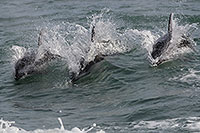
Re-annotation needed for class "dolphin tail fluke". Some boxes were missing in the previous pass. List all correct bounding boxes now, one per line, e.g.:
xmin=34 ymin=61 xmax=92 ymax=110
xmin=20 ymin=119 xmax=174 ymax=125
xmin=38 ymin=29 xmax=45 ymax=46
xmin=91 ymin=25 xmax=95 ymax=42
xmin=168 ymin=13 xmax=174 ymax=35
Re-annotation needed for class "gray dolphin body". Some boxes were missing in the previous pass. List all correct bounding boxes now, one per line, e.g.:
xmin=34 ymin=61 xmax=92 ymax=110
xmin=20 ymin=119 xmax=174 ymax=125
xmin=151 ymin=13 xmax=196 ymax=66
xmin=14 ymin=30 xmax=58 ymax=80
xmin=69 ymin=54 xmax=104 ymax=82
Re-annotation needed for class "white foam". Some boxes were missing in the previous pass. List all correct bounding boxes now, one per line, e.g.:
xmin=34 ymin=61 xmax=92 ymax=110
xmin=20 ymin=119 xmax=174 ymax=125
xmin=0 ymin=118 xmax=105 ymax=133
xmin=131 ymin=117 xmax=200 ymax=131
xmin=11 ymin=45 xmax=27 ymax=63
xmin=170 ymin=68 xmax=200 ymax=84
xmin=2 ymin=117 xmax=200 ymax=132
xmin=180 ymin=69 xmax=200 ymax=82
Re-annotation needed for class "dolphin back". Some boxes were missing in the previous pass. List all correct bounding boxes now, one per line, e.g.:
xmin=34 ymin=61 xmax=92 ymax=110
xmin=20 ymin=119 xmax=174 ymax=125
xmin=151 ymin=34 xmax=171 ymax=59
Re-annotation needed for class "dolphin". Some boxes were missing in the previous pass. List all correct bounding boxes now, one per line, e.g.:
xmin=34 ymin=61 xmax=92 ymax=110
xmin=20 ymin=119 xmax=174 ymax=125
xmin=69 ymin=25 xmax=105 ymax=82
xmin=14 ymin=30 xmax=59 ymax=80
xmin=151 ymin=13 xmax=196 ymax=66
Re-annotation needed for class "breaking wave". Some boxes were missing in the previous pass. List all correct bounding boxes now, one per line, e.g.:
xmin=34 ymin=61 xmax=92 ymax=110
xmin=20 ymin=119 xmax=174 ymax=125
xmin=3 ymin=117 xmax=200 ymax=133
xmin=0 ymin=118 xmax=105 ymax=133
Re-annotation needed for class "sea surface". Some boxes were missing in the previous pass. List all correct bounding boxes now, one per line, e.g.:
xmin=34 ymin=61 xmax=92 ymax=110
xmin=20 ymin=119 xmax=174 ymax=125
xmin=1 ymin=0 xmax=200 ymax=133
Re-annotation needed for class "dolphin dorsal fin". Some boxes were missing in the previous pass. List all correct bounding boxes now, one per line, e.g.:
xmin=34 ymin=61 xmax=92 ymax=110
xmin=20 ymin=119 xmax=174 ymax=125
xmin=168 ymin=13 xmax=174 ymax=34
xmin=38 ymin=29 xmax=45 ymax=46
xmin=91 ymin=25 xmax=95 ymax=42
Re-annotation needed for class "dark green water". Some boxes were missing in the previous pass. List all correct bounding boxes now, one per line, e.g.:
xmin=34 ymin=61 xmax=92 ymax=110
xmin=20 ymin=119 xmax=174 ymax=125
xmin=0 ymin=0 xmax=200 ymax=132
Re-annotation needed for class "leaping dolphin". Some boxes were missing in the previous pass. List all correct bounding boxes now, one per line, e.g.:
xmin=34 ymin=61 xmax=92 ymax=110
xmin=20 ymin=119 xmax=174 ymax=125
xmin=14 ymin=30 xmax=59 ymax=80
xmin=69 ymin=25 xmax=105 ymax=82
xmin=151 ymin=13 xmax=196 ymax=66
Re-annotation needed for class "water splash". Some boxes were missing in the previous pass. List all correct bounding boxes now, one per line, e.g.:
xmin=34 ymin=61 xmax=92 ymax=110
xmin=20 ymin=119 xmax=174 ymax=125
xmin=0 ymin=118 xmax=105 ymax=133
xmin=11 ymin=45 xmax=27 ymax=64
xmin=31 ymin=10 xmax=138 ymax=77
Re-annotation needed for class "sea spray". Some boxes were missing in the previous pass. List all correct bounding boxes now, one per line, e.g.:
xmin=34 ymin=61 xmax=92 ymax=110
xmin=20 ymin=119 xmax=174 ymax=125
xmin=27 ymin=10 xmax=138 ymax=78
xmin=0 ymin=118 xmax=105 ymax=133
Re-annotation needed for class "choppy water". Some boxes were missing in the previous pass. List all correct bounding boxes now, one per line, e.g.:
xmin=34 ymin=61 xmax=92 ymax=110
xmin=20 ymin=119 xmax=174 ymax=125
xmin=1 ymin=0 xmax=200 ymax=132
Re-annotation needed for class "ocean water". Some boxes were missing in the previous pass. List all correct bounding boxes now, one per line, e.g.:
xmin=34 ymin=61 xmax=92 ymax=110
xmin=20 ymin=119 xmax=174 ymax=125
xmin=1 ymin=0 xmax=200 ymax=132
